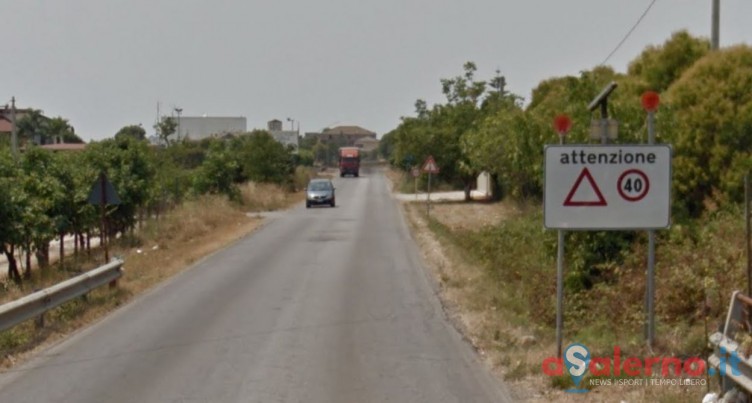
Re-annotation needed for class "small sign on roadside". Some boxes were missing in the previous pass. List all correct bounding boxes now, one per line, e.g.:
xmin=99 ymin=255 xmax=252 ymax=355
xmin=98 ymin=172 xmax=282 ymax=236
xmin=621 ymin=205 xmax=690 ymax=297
xmin=422 ymin=155 xmax=439 ymax=174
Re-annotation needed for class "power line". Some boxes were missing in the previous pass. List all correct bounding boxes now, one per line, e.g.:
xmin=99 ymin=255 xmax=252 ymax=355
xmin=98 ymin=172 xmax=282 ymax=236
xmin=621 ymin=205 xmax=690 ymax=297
xmin=600 ymin=0 xmax=659 ymax=66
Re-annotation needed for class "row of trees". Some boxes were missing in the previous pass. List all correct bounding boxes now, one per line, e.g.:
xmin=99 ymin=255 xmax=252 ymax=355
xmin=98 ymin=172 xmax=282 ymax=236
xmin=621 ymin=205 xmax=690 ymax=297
xmin=0 ymin=130 xmax=297 ymax=284
xmin=388 ymin=31 xmax=752 ymax=219
xmin=387 ymin=31 xmax=752 ymax=290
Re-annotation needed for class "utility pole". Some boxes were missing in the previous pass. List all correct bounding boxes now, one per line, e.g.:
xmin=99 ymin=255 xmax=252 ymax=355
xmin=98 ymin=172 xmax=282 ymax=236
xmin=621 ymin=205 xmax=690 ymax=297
xmin=10 ymin=97 xmax=17 ymax=159
xmin=711 ymin=0 xmax=720 ymax=50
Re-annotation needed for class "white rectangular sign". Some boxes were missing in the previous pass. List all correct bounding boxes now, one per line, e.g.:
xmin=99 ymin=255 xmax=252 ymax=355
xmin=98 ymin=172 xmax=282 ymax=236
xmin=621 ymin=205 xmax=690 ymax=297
xmin=544 ymin=145 xmax=672 ymax=230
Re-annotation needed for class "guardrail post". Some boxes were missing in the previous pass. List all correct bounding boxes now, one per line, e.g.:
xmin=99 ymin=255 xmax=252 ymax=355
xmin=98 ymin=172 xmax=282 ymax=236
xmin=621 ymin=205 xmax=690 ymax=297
xmin=35 ymin=313 xmax=44 ymax=329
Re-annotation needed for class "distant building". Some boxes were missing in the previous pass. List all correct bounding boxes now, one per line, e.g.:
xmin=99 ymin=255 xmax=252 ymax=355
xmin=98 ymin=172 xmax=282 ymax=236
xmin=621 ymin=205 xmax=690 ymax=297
xmin=0 ymin=107 xmax=43 ymax=145
xmin=0 ymin=108 xmax=82 ymax=148
xmin=173 ymin=116 xmax=247 ymax=141
xmin=267 ymin=119 xmax=283 ymax=132
xmin=306 ymin=125 xmax=377 ymax=146
xmin=354 ymin=136 xmax=380 ymax=152
xmin=267 ymin=119 xmax=299 ymax=151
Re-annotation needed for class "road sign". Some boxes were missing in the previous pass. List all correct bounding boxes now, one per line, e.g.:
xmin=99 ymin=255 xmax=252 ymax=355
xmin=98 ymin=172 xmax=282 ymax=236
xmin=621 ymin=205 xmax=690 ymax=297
xmin=88 ymin=173 xmax=121 ymax=205
xmin=411 ymin=167 xmax=420 ymax=177
xmin=544 ymin=145 xmax=671 ymax=229
xmin=422 ymin=155 xmax=439 ymax=174
xmin=562 ymin=168 xmax=606 ymax=206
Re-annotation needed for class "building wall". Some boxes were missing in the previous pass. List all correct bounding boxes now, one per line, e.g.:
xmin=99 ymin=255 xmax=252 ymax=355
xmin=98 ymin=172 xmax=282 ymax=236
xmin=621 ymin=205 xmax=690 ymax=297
xmin=176 ymin=116 xmax=247 ymax=141
xmin=270 ymin=130 xmax=299 ymax=151
xmin=268 ymin=120 xmax=283 ymax=131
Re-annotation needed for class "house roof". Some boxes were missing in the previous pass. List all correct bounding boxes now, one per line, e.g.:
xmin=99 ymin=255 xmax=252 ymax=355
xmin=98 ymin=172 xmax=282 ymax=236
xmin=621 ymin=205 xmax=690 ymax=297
xmin=0 ymin=118 xmax=12 ymax=132
xmin=0 ymin=108 xmax=40 ymax=122
xmin=322 ymin=125 xmax=376 ymax=136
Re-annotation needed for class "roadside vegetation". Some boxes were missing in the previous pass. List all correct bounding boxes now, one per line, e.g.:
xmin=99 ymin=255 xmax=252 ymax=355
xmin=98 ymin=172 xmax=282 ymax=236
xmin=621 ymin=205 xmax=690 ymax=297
xmin=387 ymin=31 xmax=752 ymax=400
xmin=0 ymin=121 xmax=313 ymax=367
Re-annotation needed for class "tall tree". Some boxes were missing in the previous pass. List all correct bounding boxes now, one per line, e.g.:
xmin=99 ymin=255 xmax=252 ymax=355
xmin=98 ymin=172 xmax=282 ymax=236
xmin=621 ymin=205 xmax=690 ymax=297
xmin=115 ymin=124 xmax=147 ymax=141
xmin=628 ymin=30 xmax=710 ymax=92
xmin=155 ymin=117 xmax=177 ymax=145
xmin=16 ymin=109 xmax=49 ymax=145
xmin=0 ymin=149 xmax=24 ymax=282
xmin=48 ymin=117 xmax=84 ymax=144
xmin=665 ymin=44 xmax=752 ymax=216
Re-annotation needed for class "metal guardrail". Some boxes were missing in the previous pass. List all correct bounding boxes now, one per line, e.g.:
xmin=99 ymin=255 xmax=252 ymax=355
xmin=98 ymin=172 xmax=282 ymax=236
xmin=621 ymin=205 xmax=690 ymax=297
xmin=0 ymin=258 xmax=123 ymax=332
xmin=708 ymin=291 xmax=752 ymax=394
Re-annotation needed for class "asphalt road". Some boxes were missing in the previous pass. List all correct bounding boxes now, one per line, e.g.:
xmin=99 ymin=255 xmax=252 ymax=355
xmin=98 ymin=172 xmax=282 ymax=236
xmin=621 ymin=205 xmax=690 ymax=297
xmin=0 ymin=167 xmax=513 ymax=403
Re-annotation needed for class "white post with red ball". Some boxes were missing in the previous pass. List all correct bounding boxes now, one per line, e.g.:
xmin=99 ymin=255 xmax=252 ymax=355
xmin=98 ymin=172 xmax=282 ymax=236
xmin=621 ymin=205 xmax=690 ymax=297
xmin=642 ymin=91 xmax=660 ymax=349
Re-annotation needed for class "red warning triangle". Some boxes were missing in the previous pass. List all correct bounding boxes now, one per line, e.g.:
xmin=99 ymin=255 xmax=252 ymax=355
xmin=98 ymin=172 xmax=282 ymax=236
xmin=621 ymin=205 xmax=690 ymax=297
xmin=563 ymin=167 xmax=607 ymax=206
xmin=422 ymin=156 xmax=439 ymax=173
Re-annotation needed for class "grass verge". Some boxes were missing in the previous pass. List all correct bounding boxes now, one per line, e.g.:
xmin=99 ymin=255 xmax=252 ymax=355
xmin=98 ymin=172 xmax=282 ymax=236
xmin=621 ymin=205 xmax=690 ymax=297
xmin=402 ymin=200 xmax=724 ymax=401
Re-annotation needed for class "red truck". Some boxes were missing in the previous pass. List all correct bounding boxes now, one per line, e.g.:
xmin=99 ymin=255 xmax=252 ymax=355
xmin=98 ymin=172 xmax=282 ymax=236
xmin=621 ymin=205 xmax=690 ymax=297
xmin=338 ymin=147 xmax=360 ymax=177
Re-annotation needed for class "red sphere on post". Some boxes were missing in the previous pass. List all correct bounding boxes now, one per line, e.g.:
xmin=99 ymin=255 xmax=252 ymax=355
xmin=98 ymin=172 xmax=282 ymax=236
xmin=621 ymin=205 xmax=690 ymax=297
xmin=553 ymin=114 xmax=572 ymax=135
xmin=641 ymin=91 xmax=660 ymax=112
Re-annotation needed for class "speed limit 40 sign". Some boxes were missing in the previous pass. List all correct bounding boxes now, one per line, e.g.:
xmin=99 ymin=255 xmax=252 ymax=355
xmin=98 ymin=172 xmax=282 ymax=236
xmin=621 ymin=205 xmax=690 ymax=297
xmin=544 ymin=145 xmax=672 ymax=230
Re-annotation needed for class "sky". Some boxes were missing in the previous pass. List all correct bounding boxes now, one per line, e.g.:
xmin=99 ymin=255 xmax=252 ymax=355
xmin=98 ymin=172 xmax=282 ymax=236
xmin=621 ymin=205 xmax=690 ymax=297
xmin=1 ymin=0 xmax=751 ymax=141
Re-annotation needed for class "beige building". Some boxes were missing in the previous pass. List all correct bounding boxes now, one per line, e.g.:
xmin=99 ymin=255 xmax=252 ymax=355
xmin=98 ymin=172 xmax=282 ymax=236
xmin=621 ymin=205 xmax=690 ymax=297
xmin=306 ymin=125 xmax=377 ymax=147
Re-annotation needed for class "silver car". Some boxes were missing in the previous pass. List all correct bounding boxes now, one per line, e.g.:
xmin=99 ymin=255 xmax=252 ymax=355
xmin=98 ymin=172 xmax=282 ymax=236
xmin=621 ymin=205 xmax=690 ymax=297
xmin=306 ymin=179 xmax=335 ymax=208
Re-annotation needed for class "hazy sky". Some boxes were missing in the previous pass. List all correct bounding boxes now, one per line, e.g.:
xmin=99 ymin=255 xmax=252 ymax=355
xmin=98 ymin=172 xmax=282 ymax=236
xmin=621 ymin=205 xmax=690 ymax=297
xmin=2 ymin=0 xmax=750 ymax=141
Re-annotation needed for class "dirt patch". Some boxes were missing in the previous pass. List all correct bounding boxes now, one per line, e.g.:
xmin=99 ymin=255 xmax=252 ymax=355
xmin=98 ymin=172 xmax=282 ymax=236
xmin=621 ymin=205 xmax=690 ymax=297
xmin=426 ymin=201 xmax=521 ymax=232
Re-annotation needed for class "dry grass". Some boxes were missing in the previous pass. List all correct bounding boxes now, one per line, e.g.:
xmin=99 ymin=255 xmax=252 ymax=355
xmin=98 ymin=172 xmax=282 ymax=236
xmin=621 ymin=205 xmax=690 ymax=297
xmin=239 ymin=182 xmax=305 ymax=212
xmin=401 ymin=202 xmax=711 ymax=402
xmin=426 ymin=201 xmax=522 ymax=232
xmin=0 ymin=182 xmax=301 ymax=369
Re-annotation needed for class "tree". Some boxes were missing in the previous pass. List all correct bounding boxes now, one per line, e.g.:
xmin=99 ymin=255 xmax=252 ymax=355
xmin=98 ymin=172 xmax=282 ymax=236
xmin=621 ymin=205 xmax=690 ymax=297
xmin=628 ymin=30 xmax=710 ymax=93
xmin=192 ymin=140 xmax=241 ymax=199
xmin=115 ymin=124 xmax=147 ymax=141
xmin=379 ymin=131 xmax=395 ymax=161
xmin=19 ymin=147 xmax=65 ymax=274
xmin=234 ymin=131 xmax=294 ymax=184
xmin=0 ymin=149 xmax=24 ymax=282
xmin=48 ymin=117 xmax=84 ymax=144
xmin=155 ymin=117 xmax=177 ymax=145
xmin=16 ymin=109 xmax=49 ymax=145
xmin=665 ymin=44 xmax=752 ymax=216
xmin=392 ymin=62 xmax=491 ymax=191
xmin=84 ymin=136 xmax=157 ymax=235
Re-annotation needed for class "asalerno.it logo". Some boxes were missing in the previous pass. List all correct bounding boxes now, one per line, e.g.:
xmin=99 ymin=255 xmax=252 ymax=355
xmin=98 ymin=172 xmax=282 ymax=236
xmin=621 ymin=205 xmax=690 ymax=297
xmin=542 ymin=343 xmax=740 ymax=393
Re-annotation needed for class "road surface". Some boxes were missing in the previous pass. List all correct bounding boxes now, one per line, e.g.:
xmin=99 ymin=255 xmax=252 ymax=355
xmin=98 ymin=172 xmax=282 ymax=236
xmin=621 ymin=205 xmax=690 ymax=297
xmin=0 ymin=167 xmax=513 ymax=403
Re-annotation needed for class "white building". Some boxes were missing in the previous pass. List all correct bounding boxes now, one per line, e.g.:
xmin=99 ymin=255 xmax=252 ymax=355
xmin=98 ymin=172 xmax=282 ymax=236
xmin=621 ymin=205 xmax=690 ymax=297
xmin=267 ymin=119 xmax=299 ymax=151
xmin=173 ymin=116 xmax=247 ymax=141
xmin=270 ymin=131 xmax=299 ymax=151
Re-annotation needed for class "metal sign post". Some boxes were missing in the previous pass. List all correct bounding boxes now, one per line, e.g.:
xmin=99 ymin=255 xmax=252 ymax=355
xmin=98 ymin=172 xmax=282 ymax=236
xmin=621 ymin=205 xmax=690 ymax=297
xmin=544 ymin=88 xmax=673 ymax=355
xmin=88 ymin=173 xmax=121 ymax=267
xmin=427 ymin=172 xmax=432 ymax=215
xmin=422 ymin=156 xmax=440 ymax=217
xmin=642 ymin=91 xmax=660 ymax=349
xmin=412 ymin=167 xmax=420 ymax=201
xmin=747 ymin=174 xmax=751 ymax=298
xmin=553 ymin=114 xmax=572 ymax=358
